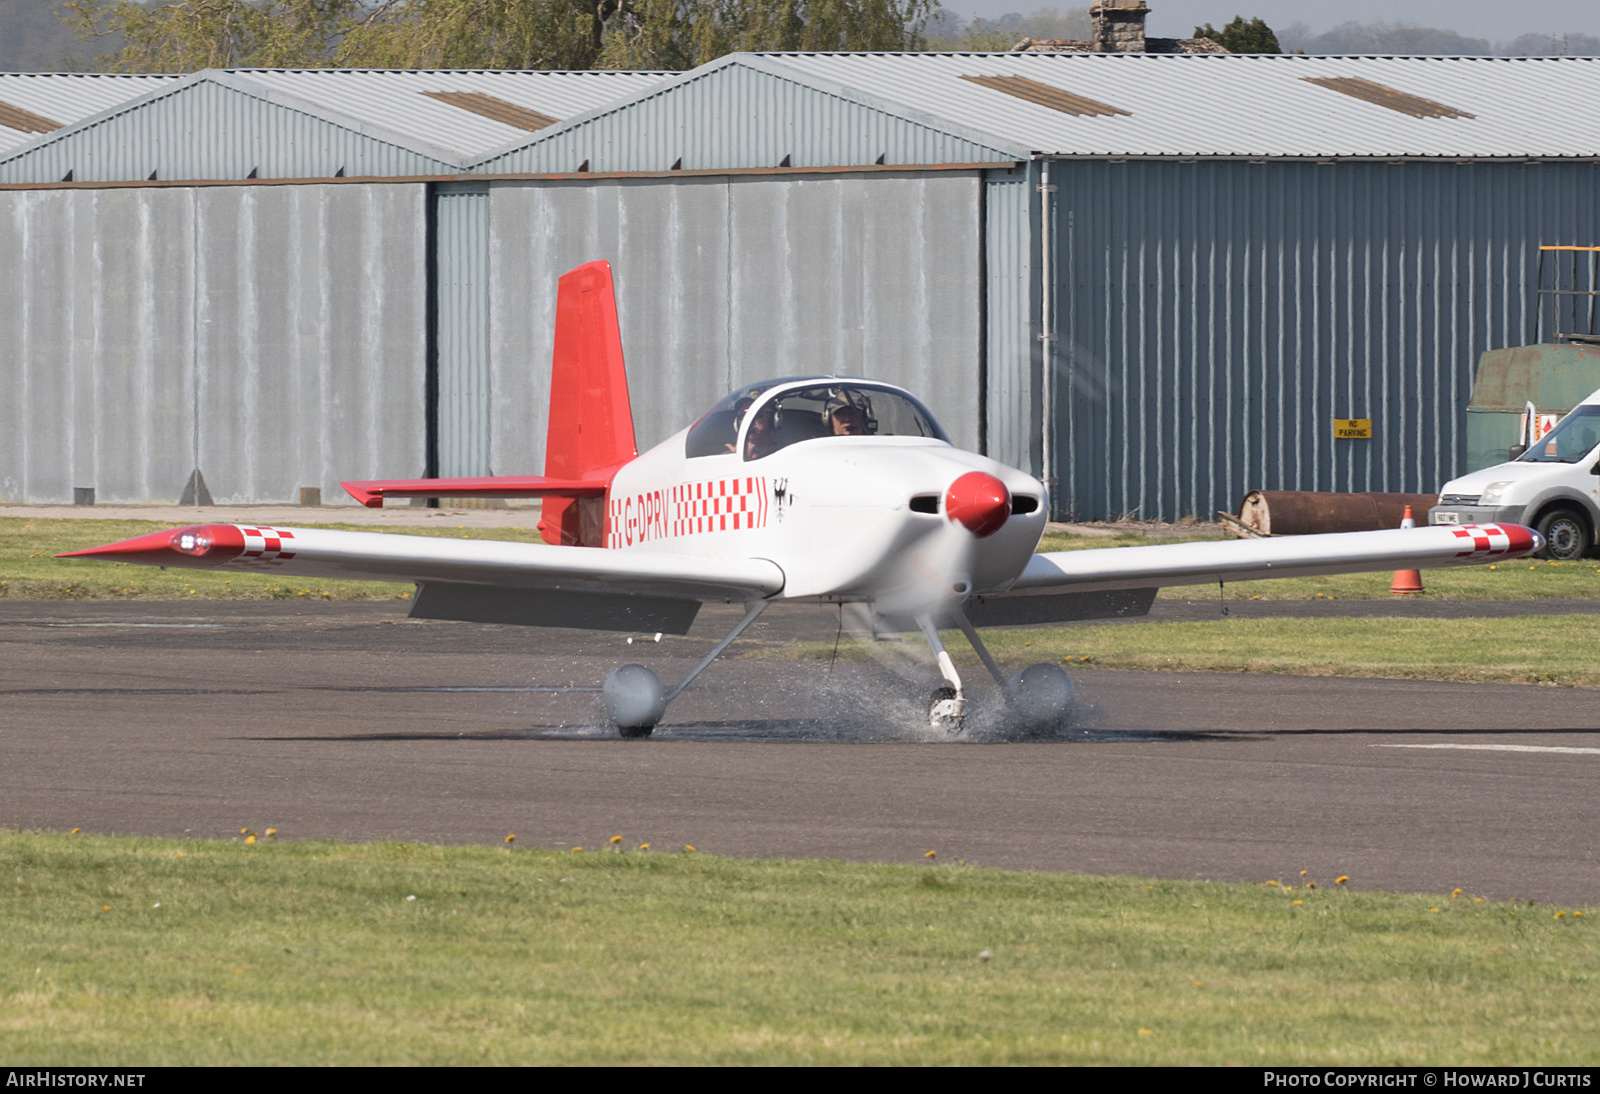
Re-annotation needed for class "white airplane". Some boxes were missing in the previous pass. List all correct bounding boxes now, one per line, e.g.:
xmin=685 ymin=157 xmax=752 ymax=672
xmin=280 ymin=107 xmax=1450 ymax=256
xmin=66 ymin=261 xmax=1543 ymax=737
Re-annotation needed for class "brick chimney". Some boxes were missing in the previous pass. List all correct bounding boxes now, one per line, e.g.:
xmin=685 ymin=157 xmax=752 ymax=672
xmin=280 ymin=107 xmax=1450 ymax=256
xmin=1090 ymin=0 xmax=1150 ymax=53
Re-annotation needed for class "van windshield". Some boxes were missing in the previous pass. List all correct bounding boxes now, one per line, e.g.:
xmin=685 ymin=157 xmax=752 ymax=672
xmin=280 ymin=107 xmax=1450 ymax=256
xmin=1518 ymin=404 xmax=1600 ymax=463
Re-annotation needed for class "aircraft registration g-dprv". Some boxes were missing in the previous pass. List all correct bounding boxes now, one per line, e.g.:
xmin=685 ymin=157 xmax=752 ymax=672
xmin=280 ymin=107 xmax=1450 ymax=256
xmin=66 ymin=261 xmax=1544 ymax=737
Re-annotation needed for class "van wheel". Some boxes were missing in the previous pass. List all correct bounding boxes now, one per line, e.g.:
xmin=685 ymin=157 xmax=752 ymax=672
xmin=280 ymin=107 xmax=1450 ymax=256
xmin=1534 ymin=507 xmax=1590 ymax=562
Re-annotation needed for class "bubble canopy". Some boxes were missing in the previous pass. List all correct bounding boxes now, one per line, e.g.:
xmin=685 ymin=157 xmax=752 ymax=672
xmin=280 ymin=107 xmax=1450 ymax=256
xmin=684 ymin=378 xmax=950 ymax=461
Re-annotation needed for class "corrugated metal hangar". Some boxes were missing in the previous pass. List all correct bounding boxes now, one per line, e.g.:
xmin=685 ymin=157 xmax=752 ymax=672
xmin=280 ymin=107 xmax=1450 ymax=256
xmin=4 ymin=54 xmax=1600 ymax=519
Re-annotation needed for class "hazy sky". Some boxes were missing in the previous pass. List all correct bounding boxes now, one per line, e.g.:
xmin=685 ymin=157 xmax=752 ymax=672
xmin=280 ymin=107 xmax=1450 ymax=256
xmin=945 ymin=1 xmax=1600 ymax=41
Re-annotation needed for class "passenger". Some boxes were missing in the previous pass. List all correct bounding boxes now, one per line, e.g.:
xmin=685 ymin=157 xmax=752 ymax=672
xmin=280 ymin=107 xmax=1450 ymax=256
xmin=744 ymin=402 xmax=777 ymax=460
xmin=724 ymin=396 xmax=756 ymax=453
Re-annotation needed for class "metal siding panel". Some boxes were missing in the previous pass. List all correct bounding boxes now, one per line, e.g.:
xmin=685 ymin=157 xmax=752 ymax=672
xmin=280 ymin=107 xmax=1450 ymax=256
xmin=194 ymin=183 xmax=427 ymax=504
xmin=1053 ymin=160 xmax=1600 ymax=521
xmin=0 ymin=188 xmax=195 ymax=503
xmin=984 ymin=167 xmax=1039 ymax=478
xmin=487 ymin=173 xmax=980 ymax=476
xmin=436 ymin=183 xmax=491 ymax=477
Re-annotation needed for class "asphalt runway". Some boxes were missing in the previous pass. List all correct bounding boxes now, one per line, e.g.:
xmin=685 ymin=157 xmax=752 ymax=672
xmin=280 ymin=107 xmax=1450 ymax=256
xmin=4 ymin=598 xmax=1600 ymax=904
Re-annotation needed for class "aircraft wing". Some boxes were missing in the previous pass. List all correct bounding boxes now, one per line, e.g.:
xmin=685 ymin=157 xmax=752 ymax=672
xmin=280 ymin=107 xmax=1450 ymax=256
xmin=1007 ymin=523 xmax=1540 ymax=596
xmin=961 ymin=523 xmax=1540 ymax=626
xmin=61 ymin=523 xmax=784 ymax=634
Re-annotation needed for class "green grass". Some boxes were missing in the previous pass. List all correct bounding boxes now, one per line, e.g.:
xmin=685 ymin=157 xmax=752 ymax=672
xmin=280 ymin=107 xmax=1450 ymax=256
xmin=768 ymin=615 xmax=1600 ymax=689
xmin=0 ymin=517 xmax=543 ymax=601
xmin=2 ymin=831 xmax=1595 ymax=1065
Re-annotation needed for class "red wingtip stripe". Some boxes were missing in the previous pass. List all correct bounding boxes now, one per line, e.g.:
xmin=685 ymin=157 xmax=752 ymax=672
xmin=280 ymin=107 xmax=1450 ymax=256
xmin=58 ymin=524 xmax=247 ymax=564
xmin=1501 ymin=524 xmax=1536 ymax=553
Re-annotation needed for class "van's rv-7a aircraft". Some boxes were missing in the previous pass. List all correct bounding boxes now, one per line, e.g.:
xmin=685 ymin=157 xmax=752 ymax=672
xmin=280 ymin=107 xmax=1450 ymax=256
xmin=66 ymin=262 xmax=1544 ymax=737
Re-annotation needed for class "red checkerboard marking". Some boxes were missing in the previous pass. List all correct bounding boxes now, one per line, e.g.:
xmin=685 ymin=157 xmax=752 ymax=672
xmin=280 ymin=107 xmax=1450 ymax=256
xmin=234 ymin=526 xmax=296 ymax=566
xmin=609 ymin=477 xmax=769 ymax=547
xmin=1450 ymin=524 xmax=1513 ymax=558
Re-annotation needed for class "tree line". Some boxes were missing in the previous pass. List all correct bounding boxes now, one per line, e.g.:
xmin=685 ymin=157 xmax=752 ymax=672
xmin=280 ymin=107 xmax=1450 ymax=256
xmin=60 ymin=0 xmax=940 ymax=71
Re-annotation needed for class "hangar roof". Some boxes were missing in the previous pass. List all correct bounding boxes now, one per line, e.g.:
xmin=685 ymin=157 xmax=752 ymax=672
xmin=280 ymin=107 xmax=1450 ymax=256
xmin=0 ymin=68 xmax=671 ymax=182
xmin=765 ymin=52 xmax=1600 ymax=159
xmin=227 ymin=69 xmax=669 ymax=158
xmin=8 ymin=53 xmax=1600 ymax=184
xmin=0 ymin=73 xmax=181 ymax=156
xmin=478 ymin=52 xmax=1600 ymax=171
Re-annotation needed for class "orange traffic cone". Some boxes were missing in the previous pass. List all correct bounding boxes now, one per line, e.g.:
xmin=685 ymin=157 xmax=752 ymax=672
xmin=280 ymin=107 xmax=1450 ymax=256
xmin=1390 ymin=504 xmax=1424 ymax=594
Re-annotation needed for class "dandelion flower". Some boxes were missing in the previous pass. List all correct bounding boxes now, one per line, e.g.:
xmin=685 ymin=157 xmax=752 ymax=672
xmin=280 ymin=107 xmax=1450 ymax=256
xmin=1306 ymin=882 xmax=1317 ymax=889
xmin=1292 ymin=900 xmax=1303 ymax=905
xmin=70 ymin=828 xmax=80 ymax=834
xmin=1451 ymin=888 xmax=1462 ymax=898
xmin=1138 ymin=1029 xmax=1152 ymax=1036
xmin=1335 ymin=876 xmax=1349 ymax=885
xmin=1299 ymin=870 xmax=1307 ymax=877
xmin=265 ymin=828 xmax=277 ymax=837
xmin=245 ymin=835 xmax=256 ymax=844
xmin=609 ymin=835 xmax=623 ymax=844
xmin=1556 ymin=911 xmax=1567 ymax=919
xmin=101 ymin=905 xmax=111 ymax=911
xmin=505 ymin=835 xmax=516 ymax=843
xmin=639 ymin=843 xmax=650 ymax=851
xmin=684 ymin=845 xmax=696 ymax=853
xmin=1429 ymin=907 xmax=1440 ymax=913
xmin=925 ymin=850 xmax=936 ymax=859
xmin=570 ymin=847 xmax=582 ymax=852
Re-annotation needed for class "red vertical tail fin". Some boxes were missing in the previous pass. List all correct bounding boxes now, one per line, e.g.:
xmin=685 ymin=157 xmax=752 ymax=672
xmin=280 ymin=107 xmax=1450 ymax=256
xmin=539 ymin=261 xmax=638 ymax=546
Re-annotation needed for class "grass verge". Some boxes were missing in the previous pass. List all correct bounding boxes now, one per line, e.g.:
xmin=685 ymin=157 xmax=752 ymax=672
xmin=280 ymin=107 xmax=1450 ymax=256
xmin=2 ymin=830 xmax=1594 ymax=1065
xmin=763 ymin=615 xmax=1600 ymax=689
xmin=0 ymin=517 xmax=541 ymax=600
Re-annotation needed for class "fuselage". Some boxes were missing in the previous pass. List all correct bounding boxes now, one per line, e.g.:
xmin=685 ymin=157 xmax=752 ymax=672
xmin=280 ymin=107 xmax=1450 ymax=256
xmin=602 ymin=378 xmax=1049 ymax=611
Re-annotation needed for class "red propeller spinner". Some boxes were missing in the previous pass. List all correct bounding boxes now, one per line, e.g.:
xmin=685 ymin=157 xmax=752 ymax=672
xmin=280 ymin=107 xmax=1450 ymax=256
xmin=944 ymin=472 xmax=1011 ymax=538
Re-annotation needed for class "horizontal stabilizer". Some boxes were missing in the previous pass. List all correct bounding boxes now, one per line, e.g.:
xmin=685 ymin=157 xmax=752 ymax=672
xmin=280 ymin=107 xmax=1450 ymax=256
xmin=341 ymin=476 xmax=609 ymax=508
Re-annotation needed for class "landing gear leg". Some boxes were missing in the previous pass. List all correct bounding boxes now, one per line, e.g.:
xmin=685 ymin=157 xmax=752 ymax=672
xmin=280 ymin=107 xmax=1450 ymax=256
xmin=916 ymin=614 xmax=967 ymax=733
xmin=603 ymin=600 xmax=769 ymax=738
xmin=954 ymin=606 xmax=1076 ymax=734
xmin=951 ymin=607 xmax=1010 ymax=691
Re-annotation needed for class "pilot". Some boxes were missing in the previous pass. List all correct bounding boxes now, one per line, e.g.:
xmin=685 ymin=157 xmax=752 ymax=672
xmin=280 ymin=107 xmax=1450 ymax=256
xmin=825 ymin=394 xmax=871 ymax=437
xmin=744 ymin=401 xmax=777 ymax=459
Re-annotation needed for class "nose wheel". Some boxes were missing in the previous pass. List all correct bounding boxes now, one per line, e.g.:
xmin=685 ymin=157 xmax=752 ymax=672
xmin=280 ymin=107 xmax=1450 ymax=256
xmin=928 ymin=685 xmax=966 ymax=732
xmin=917 ymin=616 xmax=968 ymax=734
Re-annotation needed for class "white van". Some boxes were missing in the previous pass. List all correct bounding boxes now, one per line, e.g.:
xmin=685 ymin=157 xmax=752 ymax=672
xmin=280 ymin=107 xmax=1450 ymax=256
xmin=1430 ymin=388 xmax=1600 ymax=561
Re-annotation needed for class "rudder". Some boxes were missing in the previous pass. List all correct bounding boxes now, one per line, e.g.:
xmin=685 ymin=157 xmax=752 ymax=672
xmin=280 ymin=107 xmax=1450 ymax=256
xmin=540 ymin=261 xmax=638 ymax=546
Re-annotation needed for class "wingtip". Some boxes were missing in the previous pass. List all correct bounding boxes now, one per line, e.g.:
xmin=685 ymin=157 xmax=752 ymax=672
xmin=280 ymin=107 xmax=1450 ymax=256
xmin=58 ymin=525 xmax=247 ymax=564
xmin=340 ymin=481 xmax=384 ymax=508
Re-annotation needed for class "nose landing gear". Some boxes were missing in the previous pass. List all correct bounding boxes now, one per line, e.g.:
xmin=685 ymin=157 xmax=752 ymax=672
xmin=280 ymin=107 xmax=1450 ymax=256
xmin=914 ymin=608 xmax=1076 ymax=736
